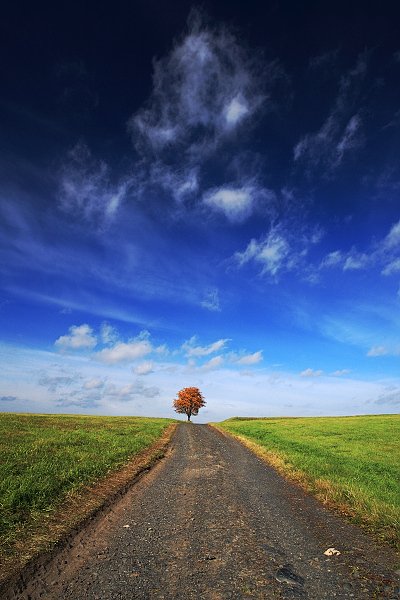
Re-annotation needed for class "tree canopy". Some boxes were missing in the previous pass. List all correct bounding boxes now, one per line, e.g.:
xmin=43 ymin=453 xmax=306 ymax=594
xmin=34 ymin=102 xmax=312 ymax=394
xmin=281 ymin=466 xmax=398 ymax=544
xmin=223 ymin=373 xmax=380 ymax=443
xmin=173 ymin=387 xmax=206 ymax=421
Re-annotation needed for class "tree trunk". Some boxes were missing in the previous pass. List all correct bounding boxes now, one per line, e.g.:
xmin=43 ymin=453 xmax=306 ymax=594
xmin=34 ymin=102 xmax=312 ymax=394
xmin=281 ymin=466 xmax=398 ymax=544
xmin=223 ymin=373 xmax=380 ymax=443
xmin=187 ymin=412 xmax=191 ymax=421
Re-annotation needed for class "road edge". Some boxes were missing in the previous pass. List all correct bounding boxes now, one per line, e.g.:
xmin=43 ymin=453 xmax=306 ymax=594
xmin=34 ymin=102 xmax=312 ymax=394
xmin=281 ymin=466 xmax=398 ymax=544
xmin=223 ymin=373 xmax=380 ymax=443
xmin=0 ymin=422 xmax=178 ymax=596
xmin=209 ymin=423 xmax=399 ymax=554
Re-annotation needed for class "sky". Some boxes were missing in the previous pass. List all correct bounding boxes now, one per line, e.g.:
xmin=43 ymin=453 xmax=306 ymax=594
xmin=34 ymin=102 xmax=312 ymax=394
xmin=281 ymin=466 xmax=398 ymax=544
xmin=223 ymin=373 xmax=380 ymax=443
xmin=1 ymin=1 xmax=400 ymax=422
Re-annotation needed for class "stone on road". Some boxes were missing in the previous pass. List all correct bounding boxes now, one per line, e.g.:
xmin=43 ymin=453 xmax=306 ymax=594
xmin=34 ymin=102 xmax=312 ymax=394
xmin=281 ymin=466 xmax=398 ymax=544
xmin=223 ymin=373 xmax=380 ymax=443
xmin=11 ymin=424 xmax=400 ymax=599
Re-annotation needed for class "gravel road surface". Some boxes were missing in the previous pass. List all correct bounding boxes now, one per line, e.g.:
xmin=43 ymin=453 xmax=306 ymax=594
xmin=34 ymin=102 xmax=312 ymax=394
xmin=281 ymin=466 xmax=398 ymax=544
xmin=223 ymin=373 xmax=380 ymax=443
xmin=8 ymin=423 xmax=400 ymax=599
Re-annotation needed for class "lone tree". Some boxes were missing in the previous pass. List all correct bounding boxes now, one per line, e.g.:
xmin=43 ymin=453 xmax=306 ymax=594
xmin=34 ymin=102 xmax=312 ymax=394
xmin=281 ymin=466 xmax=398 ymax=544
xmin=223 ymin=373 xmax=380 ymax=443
xmin=173 ymin=387 xmax=206 ymax=421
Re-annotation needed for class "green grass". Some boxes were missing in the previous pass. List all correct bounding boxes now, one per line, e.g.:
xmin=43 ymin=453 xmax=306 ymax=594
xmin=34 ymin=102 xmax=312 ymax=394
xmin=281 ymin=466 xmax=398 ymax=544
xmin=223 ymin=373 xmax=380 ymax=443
xmin=0 ymin=413 xmax=175 ymax=566
xmin=216 ymin=414 xmax=400 ymax=548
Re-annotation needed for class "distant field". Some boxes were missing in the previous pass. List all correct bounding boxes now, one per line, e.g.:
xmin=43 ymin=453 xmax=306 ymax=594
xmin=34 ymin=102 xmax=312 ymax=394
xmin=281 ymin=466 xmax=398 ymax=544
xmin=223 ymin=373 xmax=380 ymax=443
xmin=0 ymin=413 xmax=175 ymax=572
xmin=216 ymin=415 xmax=400 ymax=548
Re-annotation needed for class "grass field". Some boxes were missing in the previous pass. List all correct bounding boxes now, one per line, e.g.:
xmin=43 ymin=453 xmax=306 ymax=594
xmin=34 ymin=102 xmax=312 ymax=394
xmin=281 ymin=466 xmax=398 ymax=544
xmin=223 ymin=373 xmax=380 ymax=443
xmin=0 ymin=413 xmax=175 ymax=572
xmin=216 ymin=414 xmax=400 ymax=549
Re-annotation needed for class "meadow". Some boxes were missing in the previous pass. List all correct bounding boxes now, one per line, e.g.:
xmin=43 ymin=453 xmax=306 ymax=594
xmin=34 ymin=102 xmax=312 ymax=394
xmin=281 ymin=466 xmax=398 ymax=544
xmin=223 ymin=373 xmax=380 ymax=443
xmin=0 ymin=413 xmax=175 ymax=575
xmin=216 ymin=414 xmax=400 ymax=548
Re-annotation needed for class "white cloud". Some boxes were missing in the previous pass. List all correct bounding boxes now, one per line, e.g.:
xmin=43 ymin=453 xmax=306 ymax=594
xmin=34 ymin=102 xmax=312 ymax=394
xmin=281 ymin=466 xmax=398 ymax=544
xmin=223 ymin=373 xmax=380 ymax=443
xmin=128 ymin=10 xmax=269 ymax=159
xmin=319 ymin=217 xmax=400 ymax=276
xmin=374 ymin=388 xmax=400 ymax=406
xmin=105 ymin=381 xmax=159 ymax=400
xmin=300 ymin=368 xmax=323 ymax=377
xmin=83 ymin=378 xmax=105 ymax=390
xmin=294 ymin=113 xmax=363 ymax=173
xmin=95 ymin=335 xmax=152 ymax=364
xmin=201 ymin=289 xmax=221 ymax=312
xmin=235 ymin=228 xmax=290 ymax=276
xmin=367 ymin=345 xmax=389 ymax=357
xmin=383 ymin=219 xmax=400 ymax=249
xmin=234 ymin=351 xmax=263 ymax=365
xmin=155 ymin=344 xmax=169 ymax=355
xmin=224 ymin=95 xmax=249 ymax=127
xmin=319 ymin=248 xmax=369 ymax=272
xmin=182 ymin=336 xmax=230 ymax=357
xmin=59 ymin=142 xmax=128 ymax=226
xmin=147 ymin=163 xmax=199 ymax=203
xmin=3 ymin=342 xmax=400 ymax=421
xmin=382 ymin=258 xmax=400 ymax=275
xmin=133 ymin=361 xmax=154 ymax=376
xmin=320 ymin=250 xmax=343 ymax=268
xmin=38 ymin=372 xmax=80 ymax=391
xmin=100 ymin=322 xmax=119 ymax=345
xmin=336 ymin=115 xmax=362 ymax=159
xmin=331 ymin=369 xmax=351 ymax=376
xmin=203 ymin=186 xmax=255 ymax=222
xmin=343 ymin=251 xmax=369 ymax=271
xmin=202 ymin=355 xmax=224 ymax=370
xmin=55 ymin=324 xmax=97 ymax=351
xmin=294 ymin=55 xmax=367 ymax=174
xmin=235 ymin=222 xmax=324 ymax=279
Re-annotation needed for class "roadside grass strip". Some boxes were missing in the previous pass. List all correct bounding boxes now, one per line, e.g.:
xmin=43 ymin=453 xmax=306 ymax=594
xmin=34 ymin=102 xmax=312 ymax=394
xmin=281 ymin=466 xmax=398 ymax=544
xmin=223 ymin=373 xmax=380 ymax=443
xmin=0 ymin=413 xmax=176 ymax=578
xmin=215 ymin=415 xmax=400 ymax=549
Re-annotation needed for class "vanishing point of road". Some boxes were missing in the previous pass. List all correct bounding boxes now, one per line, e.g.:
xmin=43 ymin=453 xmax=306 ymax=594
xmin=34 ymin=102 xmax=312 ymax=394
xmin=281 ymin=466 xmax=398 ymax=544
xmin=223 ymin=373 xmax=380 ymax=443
xmin=7 ymin=424 xmax=400 ymax=599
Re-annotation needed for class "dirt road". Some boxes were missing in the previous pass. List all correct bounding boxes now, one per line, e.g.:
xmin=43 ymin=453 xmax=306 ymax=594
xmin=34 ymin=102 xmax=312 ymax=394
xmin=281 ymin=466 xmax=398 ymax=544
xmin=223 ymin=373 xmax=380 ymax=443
xmin=6 ymin=424 xmax=400 ymax=599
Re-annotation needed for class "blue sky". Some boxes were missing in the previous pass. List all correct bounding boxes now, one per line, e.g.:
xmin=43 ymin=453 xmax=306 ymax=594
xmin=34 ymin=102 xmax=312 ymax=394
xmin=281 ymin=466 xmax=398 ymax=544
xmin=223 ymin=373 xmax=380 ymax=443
xmin=1 ymin=3 xmax=400 ymax=421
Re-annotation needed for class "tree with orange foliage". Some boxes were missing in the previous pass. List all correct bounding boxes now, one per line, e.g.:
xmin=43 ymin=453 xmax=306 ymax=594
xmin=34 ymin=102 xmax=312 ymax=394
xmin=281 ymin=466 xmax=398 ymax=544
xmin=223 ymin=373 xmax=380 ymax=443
xmin=173 ymin=387 xmax=206 ymax=421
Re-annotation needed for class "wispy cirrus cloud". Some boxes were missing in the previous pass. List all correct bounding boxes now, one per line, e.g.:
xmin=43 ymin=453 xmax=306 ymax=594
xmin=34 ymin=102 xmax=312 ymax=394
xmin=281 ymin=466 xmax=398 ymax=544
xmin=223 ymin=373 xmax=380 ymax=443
xmin=383 ymin=220 xmax=400 ymax=248
xmin=382 ymin=259 xmax=400 ymax=275
xmin=236 ymin=228 xmax=290 ymax=276
xmin=320 ymin=250 xmax=343 ymax=268
xmin=58 ymin=142 xmax=129 ymax=227
xmin=182 ymin=336 xmax=230 ymax=357
xmin=146 ymin=163 xmax=199 ymax=204
xmin=294 ymin=55 xmax=367 ymax=175
xmin=235 ymin=223 xmax=321 ymax=278
xmin=128 ymin=10 xmax=269 ymax=159
xmin=319 ymin=218 xmax=400 ymax=277
xmin=367 ymin=343 xmax=400 ymax=358
xmin=201 ymin=288 xmax=221 ymax=312
xmin=51 ymin=11 xmax=283 ymax=230
xmin=343 ymin=250 xmax=370 ymax=271
xmin=123 ymin=10 xmax=284 ymax=224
